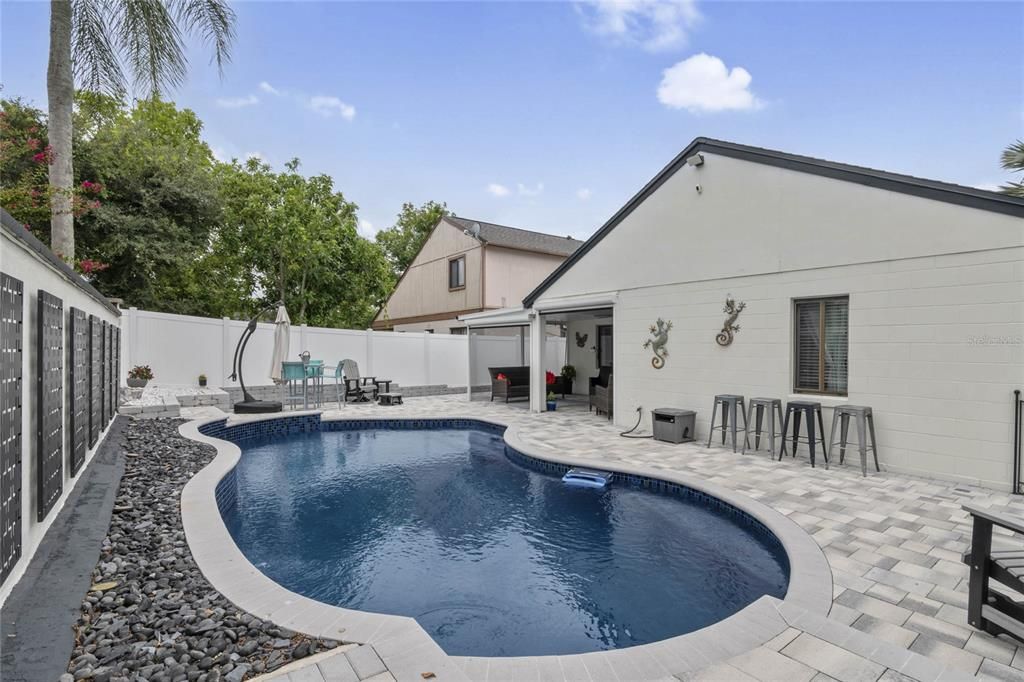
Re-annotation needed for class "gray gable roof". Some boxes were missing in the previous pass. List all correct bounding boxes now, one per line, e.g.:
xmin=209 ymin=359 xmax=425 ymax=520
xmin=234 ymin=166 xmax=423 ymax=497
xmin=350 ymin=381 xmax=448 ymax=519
xmin=447 ymin=216 xmax=583 ymax=257
xmin=523 ymin=137 xmax=1024 ymax=308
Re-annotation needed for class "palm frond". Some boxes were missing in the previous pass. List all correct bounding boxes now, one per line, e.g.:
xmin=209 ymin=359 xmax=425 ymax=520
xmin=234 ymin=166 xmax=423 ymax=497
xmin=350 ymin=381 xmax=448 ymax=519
xmin=999 ymin=181 xmax=1024 ymax=198
xmin=115 ymin=0 xmax=188 ymax=97
xmin=1000 ymin=140 xmax=1024 ymax=173
xmin=169 ymin=0 xmax=235 ymax=75
xmin=72 ymin=0 xmax=127 ymax=96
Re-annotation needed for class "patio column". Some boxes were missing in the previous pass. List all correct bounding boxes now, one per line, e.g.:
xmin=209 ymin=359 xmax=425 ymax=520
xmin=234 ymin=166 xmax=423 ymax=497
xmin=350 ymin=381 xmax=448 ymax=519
xmin=529 ymin=312 xmax=545 ymax=413
xmin=465 ymin=329 xmax=473 ymax=401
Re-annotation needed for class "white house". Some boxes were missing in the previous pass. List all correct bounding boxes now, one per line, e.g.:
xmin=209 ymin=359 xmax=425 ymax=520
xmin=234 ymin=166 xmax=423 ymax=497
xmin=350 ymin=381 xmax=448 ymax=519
xmin=463 ymin=138 xmax=1024 ymax=490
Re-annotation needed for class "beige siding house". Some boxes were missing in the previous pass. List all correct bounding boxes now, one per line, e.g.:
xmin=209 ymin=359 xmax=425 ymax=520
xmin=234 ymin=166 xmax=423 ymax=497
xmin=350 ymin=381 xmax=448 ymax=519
xmin=372 ymin=217 xmax=582 ymax=332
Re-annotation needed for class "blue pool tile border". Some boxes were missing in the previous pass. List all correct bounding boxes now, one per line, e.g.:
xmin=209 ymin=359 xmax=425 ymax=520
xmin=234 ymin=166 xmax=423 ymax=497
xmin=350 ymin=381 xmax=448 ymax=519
xmin=200 ymin=414 xmax=789 ymax=575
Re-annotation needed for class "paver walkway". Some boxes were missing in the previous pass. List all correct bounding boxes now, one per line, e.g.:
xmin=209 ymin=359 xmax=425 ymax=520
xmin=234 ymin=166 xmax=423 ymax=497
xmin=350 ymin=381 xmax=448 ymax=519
xmin=183 ymin=395 xmax=1024 ymax=681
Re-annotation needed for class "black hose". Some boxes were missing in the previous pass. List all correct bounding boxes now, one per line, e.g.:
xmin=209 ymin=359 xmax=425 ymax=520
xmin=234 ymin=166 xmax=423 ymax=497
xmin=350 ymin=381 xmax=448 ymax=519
xmin=620 ymin=407 xmax=653 ymax=439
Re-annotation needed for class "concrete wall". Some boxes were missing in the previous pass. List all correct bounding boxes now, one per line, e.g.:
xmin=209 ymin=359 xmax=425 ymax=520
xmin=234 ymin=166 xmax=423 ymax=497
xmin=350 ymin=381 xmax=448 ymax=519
xmin=0 ymin=225 xmax=121 ymax=604
xmin=534 ymin=151 xmax=1024 ymax=489
xmin=483 ymin=246 xmax=565 ymax=309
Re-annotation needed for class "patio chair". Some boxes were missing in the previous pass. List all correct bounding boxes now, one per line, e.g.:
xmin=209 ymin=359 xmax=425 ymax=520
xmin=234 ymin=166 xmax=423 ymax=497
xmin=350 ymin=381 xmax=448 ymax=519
xmin=592 ymin=374 xmax=612 ymax=419
xmin=962 ymin=504 xmax=1024 ymax=643
xmin=281 ymin=361 xmax=309 ymax=410
xmin=342 ymin=359 xmax=384 ymax=403
xmin=589 ymin=366 xmax=612 ymax=412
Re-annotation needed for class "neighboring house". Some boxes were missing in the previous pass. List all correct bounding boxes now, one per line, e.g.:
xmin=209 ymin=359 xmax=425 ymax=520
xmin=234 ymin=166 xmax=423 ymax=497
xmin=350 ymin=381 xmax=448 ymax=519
xmin=463 ymin=137 xmax=1024 ymax=490
xmin=372 ymin=217 xmax=582 ymax=333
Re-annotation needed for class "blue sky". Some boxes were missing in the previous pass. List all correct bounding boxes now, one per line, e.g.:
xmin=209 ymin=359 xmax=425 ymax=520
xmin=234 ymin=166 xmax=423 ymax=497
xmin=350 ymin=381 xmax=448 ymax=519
xmin=2 ymin=1 xmax=1021 ymax=240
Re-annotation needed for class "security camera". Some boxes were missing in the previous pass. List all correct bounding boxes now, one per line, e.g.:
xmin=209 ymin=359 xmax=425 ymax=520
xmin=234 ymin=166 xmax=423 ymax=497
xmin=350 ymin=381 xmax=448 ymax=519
xmin=695 ymin=184 xmax=703 ymax=194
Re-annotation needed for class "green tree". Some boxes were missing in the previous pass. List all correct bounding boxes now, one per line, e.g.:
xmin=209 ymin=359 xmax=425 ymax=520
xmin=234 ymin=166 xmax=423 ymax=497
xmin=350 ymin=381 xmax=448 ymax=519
xmin=47 ymin=0 xmax=235 ymax=260
xmin=73 ymin=95 xmax=226 ymax=312
xmin=1000 ymin=140 xmax=1024 ymax=198
xmin=214 ymin=157 xmax=392 ymax=327
xmin=375 ymin=200 xmax=451 ymax=275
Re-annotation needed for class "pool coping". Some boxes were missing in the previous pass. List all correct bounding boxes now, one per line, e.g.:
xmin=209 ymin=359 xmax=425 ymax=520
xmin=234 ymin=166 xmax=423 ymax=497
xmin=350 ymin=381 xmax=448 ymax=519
xmin=178 ymin=411 xmax=833 ymax=682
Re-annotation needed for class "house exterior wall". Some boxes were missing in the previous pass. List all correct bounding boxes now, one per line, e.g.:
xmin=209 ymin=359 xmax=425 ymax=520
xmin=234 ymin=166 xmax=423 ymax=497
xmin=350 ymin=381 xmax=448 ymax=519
xmin=0 ymin=224 xmax=121 ymax=604
xmin=375 ymin=222 xmax=483 ymax=328
xmin=483 ymin=247 xmax=565 ymax=309
xmin=534 ymin=152 xmax=1024 ymax=489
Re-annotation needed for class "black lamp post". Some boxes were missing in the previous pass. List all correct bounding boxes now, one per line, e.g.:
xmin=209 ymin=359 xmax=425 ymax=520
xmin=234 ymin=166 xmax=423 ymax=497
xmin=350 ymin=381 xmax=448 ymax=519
xmin=230 ymin=301 xmax=284 ymax=414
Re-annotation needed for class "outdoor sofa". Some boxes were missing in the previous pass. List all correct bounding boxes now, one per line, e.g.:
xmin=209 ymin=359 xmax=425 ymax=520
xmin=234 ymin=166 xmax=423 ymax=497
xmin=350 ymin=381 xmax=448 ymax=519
xmin=489 ymin=366 xmax=530 ymax=402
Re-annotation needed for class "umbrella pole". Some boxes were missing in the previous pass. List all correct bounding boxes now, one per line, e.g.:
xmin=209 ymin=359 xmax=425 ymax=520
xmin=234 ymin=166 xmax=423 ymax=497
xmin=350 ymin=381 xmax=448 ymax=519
xmin=231 ymin=302 xmax=284 ymax=414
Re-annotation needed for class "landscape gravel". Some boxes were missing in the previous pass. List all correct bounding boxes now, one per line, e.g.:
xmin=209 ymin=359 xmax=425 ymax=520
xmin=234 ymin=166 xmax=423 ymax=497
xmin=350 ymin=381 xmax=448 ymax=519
xmin=66 ymin=418 xmax=342 ymax=682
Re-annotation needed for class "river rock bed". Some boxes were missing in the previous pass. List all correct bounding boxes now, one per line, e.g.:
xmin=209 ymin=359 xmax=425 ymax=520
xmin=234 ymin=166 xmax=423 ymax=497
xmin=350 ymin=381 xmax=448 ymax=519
xmin=66 ymin=418 xmax=341 ymax=682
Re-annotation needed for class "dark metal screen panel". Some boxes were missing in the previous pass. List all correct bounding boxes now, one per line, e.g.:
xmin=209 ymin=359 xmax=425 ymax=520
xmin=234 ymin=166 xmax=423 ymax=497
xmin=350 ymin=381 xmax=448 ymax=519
xmin=0 ymin=273 xmax=23 ymax=585
xmin=89 ymin=316 xmax=101 ymax=447
xmin=112 ymin=326 xmax=120 ymax=417
xmin=105 ymin=322 xmax=114 ymax=424
xmin=36 ymin=290 xmax=63 ymax=521
xmin=100 ymin=321 xmax=108 ymax=426
xmin=68 ymin=308 xmax=88 ymax=476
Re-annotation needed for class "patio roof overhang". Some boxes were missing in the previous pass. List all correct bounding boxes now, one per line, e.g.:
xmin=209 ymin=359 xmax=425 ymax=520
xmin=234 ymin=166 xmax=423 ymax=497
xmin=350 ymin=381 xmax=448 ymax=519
xmin=532 ymin=293 xmax=618 ymax=314
xmin=459 ymin=306 xmax=533 ymax=329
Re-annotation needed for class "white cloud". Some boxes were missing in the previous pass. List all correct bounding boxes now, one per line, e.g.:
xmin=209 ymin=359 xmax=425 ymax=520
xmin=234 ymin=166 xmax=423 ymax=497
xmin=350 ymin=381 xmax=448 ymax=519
xmin=308 ymin=95 xmax=356 ymax=121
xmin=578 ymin=0 xmax=700 ymax=51
xmin=517 ymin=182 xmax=544 ymax=197
xmin=259 ymin=81 xmax=282 ymax=96
xmin=358 ymin=218 xmax=378 ymax=237
xmin=486 ymin=183 xmax=511 ymax=197
xmin=215 ymin=94 xmax=259 ymax=109
xmin=576 ymin=188 xmax=593 ymax=200
xmin=657 ymin=53 xmax=762 ymax=113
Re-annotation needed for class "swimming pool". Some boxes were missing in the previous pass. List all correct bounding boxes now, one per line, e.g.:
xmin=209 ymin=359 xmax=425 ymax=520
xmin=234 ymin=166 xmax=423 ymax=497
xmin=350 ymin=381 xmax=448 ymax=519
xmin=218 ymin=420 xmax=789 ymax=657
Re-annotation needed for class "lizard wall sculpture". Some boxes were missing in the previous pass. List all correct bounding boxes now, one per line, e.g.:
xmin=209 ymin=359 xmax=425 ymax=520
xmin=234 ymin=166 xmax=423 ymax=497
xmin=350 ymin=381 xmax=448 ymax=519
xmin=716 ymin=296 xmax=746 ymax=346
xmin=642 ymin=318 xmax=673 ymax=369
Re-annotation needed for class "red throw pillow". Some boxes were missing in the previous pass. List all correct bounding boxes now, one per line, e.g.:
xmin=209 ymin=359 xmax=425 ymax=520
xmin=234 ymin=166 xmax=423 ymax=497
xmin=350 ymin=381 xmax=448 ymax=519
xmin=496 ymin=373 xmax=507 ymax=381
xmin=545 ymin=371 xmax=556 ymax=385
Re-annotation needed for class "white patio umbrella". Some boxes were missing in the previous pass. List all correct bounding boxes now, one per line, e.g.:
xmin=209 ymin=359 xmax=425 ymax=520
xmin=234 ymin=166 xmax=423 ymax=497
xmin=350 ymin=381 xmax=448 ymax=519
xmin=269 ymin=304 xmax=291 ymax=383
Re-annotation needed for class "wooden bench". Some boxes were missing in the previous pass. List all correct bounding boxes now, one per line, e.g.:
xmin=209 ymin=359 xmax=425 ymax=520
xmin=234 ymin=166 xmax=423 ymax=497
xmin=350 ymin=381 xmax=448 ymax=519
xmin=962 ymin=504 xmax=1024 ymax=643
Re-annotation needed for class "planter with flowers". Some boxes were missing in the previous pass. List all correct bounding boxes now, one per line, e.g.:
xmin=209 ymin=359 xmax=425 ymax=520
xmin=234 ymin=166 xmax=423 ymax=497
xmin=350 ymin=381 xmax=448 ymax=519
xmin=198 ymin=374 xmax=207 ymax=387
xmin=127 ymin=365 xmax=153 ymax=388
xmin=546 ymin=391 xmax=557 ymax=411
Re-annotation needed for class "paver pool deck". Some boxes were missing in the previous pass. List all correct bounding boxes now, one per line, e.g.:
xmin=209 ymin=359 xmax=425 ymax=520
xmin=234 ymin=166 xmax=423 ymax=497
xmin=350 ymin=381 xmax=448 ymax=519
xmin=177 ymin=394 xmax=1024 ymax=682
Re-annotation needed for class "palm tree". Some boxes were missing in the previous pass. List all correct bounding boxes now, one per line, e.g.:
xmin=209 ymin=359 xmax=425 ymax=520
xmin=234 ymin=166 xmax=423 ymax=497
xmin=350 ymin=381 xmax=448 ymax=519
xmin=1001 ymin=140 xmax=1024 ymax=198
xmin=47 ymin=0 xmax=235 ymax=260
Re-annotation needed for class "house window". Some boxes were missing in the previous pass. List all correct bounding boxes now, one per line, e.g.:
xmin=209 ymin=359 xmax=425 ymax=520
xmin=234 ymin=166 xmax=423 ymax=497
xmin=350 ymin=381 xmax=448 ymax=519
xmin=448 ymin=256 xmax=466 ymax=290
xmin=794 ymin=296 xmax=849 ymax=395
xmin=450 ymin=327 xmax=467 ymax=335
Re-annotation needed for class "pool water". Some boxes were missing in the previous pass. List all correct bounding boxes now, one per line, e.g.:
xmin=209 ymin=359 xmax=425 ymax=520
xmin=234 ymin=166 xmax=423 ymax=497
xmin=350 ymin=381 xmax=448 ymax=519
xmin=222 ymin=425 xmax=788 ymax=657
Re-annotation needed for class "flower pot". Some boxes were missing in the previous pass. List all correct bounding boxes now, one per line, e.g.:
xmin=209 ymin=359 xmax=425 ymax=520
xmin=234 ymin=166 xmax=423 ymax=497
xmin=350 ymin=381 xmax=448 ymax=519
xmin=127 ymin=378 xmax=148 ymax=388
xmin=546 ymin=401 xmax=557 ymax=411
xmin=198 ymin=378 xmax=207 ymax=387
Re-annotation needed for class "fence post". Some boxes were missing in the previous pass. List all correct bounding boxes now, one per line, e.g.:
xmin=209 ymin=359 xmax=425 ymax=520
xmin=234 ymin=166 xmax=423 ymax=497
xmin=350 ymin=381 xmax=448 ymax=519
xmin=125 ymin=307 xmax=138 ymax=376
xmin=423 ymin=332 xmax=431 ymax=387
xmin=366 ymin=328 xmax=375 ymax=377
xmin=221 ymin=317 xmax=232 ymax=386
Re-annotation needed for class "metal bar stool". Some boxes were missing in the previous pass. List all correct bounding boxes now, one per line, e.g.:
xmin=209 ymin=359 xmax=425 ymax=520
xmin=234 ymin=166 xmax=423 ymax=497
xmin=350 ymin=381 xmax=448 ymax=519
xmin=779 ymin=401 xmax=829 ymax=468
xmin=281 ymin=361 xmax=307 ymax=410
xmin=706 ymin=394 xmax=748 ymax=453
xmin=743 ymin=398 xmax=784 ymax=456
xmin=829 ymin=405 xmax=880 ymax=477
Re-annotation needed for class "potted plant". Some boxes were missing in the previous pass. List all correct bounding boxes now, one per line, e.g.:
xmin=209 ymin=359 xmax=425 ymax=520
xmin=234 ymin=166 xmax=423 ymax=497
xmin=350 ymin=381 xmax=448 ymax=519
xmin=198 ymin=373 xmax=207 ymax=387
xmin=546 ymin=391 xmax=557 ymax=411
xmin=560 ymin=364 xmax=576 ymax=395
xmin=127 ymin=365 xmax=153 ymax=388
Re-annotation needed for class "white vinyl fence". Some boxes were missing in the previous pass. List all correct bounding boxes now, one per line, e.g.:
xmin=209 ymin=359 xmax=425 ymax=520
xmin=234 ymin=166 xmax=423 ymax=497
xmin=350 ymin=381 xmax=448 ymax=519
xmin=120 ymin=308 xmax=566 ymax=389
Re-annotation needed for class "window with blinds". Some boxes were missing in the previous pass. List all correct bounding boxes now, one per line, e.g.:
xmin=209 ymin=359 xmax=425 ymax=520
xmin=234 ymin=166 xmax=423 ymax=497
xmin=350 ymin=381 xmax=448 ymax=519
xmin=448 ymin=256 xmax=465 ymax=289
xmin=793 ymin=296 xmax=849 ymax=395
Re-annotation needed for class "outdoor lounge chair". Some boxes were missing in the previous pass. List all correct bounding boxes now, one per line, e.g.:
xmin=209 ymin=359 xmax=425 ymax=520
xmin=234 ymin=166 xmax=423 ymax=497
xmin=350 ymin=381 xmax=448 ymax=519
xmin=592 ymin=374 xmax=612 ymax=419
xmin=962 ymin=504 xmax=1024 ymax=643
xmin=489 ymin=366 xmax=530 ymax=402
xmin=342 ymin=359 xmax=387 ymax=403
xmin=589 ymin=366 xmax=611 ymax=412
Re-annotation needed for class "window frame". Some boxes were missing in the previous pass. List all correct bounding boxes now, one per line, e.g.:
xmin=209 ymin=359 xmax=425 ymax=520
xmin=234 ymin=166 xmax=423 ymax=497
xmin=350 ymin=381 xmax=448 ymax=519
xmin=596 ymin=324 xmax=613 ymax=369
xmin=792 ymin=295 xmax=849 ymax=397
xmin=448 ymin=256 xmax=466 ymax=291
